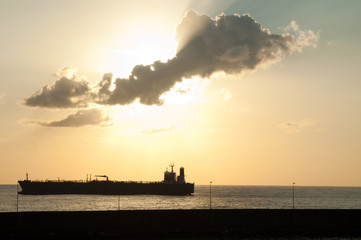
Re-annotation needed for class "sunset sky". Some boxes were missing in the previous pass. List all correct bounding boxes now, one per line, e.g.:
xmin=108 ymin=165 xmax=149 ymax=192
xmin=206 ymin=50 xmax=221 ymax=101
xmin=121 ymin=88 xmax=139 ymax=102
xmin=1 ymin=0 xmax=361 ymax=186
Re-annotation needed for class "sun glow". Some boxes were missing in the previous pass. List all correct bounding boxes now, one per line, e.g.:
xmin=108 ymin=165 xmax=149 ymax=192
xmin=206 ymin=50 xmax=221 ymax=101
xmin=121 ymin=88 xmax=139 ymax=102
xmin=98 ymin=27 xmax=177 ymax=79
xmin=160 ymin=77 xmax=210 ymax=105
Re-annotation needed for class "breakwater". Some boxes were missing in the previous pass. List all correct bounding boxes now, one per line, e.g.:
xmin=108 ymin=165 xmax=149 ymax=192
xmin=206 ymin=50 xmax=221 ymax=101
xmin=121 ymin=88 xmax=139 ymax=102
xmin=1 ymin=209 xmax=361 ymax=239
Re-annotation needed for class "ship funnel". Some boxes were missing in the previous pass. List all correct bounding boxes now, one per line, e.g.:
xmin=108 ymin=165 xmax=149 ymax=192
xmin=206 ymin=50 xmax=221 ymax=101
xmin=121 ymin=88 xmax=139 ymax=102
xmin=180 ymin=167 xmax=184 ymax=177
xmin=177 ymin=167 xmax=185 ymax=183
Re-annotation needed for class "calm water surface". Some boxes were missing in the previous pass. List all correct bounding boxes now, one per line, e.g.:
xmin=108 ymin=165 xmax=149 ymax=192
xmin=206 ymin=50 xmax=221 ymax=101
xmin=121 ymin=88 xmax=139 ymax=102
xmin=1 ymin=185 xmax=361 ymax=212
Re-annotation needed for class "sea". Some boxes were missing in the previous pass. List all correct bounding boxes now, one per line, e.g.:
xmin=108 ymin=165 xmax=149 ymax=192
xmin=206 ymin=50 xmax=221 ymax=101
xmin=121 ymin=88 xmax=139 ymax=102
xmin=1 ymin=185 xmax=361 ymax=212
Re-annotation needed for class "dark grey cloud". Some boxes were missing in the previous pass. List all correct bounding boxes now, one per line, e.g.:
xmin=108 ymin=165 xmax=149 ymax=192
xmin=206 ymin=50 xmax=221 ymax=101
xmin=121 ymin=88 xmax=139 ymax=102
xmin=25 ymin=10 xmax=317 ymax=112
xmin=96 ymin=10 xmax=299 ymax=106
xmin=37 ymin=109 xmax=112 ymax=127
xmin=25 ymin=67 xmax=91 ymax=108
xmin=97 ymin=72 xmax=113 ymax=102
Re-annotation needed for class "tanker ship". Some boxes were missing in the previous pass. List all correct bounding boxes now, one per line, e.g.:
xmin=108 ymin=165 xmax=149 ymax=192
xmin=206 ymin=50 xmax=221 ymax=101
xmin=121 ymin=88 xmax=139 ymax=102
xmin=18 ymin=164 xmax=194 ymax=196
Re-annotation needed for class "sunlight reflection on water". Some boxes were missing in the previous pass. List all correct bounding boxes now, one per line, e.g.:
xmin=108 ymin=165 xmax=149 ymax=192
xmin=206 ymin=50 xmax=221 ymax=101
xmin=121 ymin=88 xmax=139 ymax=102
xmin=1 ymin=185 xmax=361 ymax=212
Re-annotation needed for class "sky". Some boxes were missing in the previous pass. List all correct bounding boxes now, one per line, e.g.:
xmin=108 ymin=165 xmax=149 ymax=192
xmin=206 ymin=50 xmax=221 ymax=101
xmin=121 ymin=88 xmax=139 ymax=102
xmin=1 ymin=0 xmax=361 ymax=186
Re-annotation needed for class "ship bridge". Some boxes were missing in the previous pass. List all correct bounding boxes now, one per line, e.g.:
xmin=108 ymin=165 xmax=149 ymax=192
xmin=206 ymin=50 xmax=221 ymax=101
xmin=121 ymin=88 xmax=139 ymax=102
xmin=164 ymin=164 xmax=186 ymax=184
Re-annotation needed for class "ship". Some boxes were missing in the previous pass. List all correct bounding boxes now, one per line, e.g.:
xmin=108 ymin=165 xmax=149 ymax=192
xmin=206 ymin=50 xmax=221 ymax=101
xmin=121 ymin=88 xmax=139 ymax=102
xmin=18 ymin=164 xmax=194 ymax=196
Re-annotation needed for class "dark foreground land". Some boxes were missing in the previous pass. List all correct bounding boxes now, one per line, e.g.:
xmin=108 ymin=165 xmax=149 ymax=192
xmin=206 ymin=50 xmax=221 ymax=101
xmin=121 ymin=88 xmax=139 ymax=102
xmin=1 ymin=209 xmax=361 ymax=239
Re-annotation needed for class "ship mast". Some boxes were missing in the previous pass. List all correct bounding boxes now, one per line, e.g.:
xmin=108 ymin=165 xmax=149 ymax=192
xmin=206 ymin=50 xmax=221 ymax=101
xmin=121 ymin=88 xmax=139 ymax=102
xmin=170 ymin=162 xmax=174 ymax=173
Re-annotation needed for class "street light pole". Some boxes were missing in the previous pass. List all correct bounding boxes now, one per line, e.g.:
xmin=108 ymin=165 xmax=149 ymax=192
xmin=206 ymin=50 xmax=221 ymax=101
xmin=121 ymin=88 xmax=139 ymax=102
xmin=293 ymin=182 xmax=295 ymax=210
xmin=210 ymin=181 xmax=212 ymax=210
xmin=16 ymin=183 xmax=19 ymax=212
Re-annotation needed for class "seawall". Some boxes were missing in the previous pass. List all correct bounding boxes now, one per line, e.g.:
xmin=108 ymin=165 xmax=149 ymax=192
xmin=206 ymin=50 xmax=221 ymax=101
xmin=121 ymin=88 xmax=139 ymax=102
xmin=1 ymin=209 xmax=361 ymax=239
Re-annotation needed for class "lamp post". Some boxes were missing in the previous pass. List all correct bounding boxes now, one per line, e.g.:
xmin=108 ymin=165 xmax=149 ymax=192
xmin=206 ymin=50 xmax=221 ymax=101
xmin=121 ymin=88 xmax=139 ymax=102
xmin=16 ymin=183 xmax=19 ymax=212
xmin=292 ymin=182 xmax=295 ymax=210
xmin=210 ymin=181 xmax=212 ymax=210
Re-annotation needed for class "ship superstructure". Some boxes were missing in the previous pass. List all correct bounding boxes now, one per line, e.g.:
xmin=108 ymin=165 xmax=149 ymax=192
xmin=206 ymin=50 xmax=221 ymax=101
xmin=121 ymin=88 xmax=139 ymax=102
xmin=18 ymin=164 xmax=194 ymax=196
xmin=164 ymin=163 xmax=186 ymax=184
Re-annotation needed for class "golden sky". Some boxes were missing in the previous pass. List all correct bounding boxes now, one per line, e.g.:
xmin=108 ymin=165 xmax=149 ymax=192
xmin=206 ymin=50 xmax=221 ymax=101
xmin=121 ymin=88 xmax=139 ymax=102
xmin=1 ymin=0 xmax=361 ymax=186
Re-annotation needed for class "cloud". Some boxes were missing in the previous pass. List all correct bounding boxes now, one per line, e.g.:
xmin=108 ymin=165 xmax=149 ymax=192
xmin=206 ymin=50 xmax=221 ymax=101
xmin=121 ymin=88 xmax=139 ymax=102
xmin=25 ymin=66 xmax=91 ymax=108
xmin=284 ymin=21 xmax=319 ymax=52
xmin=0 ymin=94 xmax=5 ymax=104
xmin=219 ymin=88 xmax=232 ymax=101
xmin=27 ymin=10 xmax=318 ymax=110
xmin=159 ymin=77 xmax=210 ymax=105
xmin=34 ymin=109 xmax=112 ymax=127
xmin=278 ymin=118 xmax=317 ymax=134
xmin=96 ymin=10 xmax=303 ymax=106
xmin=55 ymin=66 xmax=78 ymax=79
xmin=140 ymin=124 xmax=176 ymax=134
xmin=23 ymin=10 xmax=319 ymax=127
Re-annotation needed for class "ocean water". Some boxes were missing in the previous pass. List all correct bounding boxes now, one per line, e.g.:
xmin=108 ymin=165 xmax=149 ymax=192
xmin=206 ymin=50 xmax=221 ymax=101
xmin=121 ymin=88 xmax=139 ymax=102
xmin=1 ymin=185 xmax=361 ymax=212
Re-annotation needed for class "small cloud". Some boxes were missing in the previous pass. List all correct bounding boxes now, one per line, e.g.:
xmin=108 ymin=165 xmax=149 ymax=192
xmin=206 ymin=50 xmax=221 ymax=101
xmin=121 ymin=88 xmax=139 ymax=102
xmin=55 ymin=66 xmax=78 ymax=79
xmin=278 ymin=118 xmax=316 ymax=134
xmin=140 ymin=124 xmax=176 ymax=134
xmin=219 ymin=88 xmax=232 ymax=101
xmin=176 ymin=89 xmax=189 ymax=95
xmin=30 ymin=108 xmax=112 ymax=127
xmin=24 ymin=66 xmax=91 ymax=108
xmin=160 ymin=77 xmax=210 ymax=105
xmin=0 ymin=94 xmax=5 ymax=104
xmin=284 ymin=20 xmax=320 ymax=52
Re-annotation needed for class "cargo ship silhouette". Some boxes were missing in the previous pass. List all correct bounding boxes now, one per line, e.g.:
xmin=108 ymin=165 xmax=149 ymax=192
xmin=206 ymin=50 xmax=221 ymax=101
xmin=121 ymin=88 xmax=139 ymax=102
xmin=18 ymin=164 xmax=194 ymax=195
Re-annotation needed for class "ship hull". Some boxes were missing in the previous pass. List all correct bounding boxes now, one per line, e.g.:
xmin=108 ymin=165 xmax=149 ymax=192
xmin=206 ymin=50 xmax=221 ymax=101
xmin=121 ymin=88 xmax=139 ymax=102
xmin=18 ymin=181 xmax=194 ymax=196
